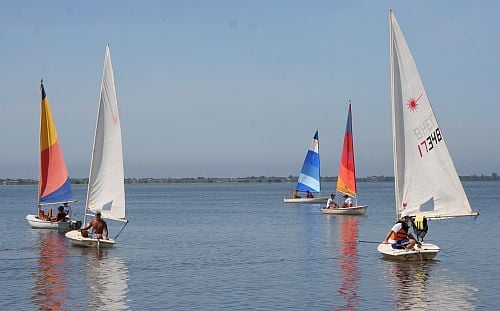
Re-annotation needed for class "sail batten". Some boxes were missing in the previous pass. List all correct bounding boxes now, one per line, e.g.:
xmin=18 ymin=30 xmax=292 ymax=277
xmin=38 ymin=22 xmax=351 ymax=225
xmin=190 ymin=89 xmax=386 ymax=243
xmin=86 ymin=45 xmax=126 ymax=221
xmin=296 ymin=130 xmax=321 ymax=193
xmin=390 ymin=11 xmax=476 ymax=219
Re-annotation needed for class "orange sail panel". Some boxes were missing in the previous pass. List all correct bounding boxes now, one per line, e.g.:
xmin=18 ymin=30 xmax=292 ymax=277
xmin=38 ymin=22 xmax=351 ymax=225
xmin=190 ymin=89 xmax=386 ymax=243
xmin=38 ymin=82 xmax=73 ymax=204
xmin=336 ymin=104 xmax=357 ymax=196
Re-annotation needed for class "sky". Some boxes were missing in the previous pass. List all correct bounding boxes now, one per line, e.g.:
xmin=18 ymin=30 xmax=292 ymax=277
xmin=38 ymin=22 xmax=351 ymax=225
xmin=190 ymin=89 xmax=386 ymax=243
xmin=1 ymin=1 xmax=499 ymax=178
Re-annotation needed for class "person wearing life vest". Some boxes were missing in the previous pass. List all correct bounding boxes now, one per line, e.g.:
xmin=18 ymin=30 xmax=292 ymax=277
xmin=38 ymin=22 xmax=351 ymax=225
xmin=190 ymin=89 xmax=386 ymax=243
xmin=383 ymin=210 xmax=417 ymax=250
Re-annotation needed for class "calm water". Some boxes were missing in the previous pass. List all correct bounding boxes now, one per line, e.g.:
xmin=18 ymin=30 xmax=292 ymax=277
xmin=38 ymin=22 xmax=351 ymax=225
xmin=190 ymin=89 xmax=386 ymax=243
xmin=0 ymin=181 xmax=498 ymax=310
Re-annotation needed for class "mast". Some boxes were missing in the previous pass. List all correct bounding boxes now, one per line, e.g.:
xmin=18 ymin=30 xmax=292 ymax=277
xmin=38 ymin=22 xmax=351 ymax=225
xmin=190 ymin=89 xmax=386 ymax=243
xmin=389 ymin=10 xmax=400 ymax=220
xmin=348 ymin=101 xmax=358 ymax=207
xmin=37 ymin=79 xmax=43 ymax=214
xmin=317 ymin=128 xmax=320 ymax=193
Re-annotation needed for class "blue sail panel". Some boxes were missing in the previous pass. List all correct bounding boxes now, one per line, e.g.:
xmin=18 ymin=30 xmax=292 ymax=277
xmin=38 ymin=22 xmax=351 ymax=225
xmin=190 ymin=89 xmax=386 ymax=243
xmin=297 ymin=174 xmax=320 ymax=192
xmin=299 ymin=161 xmax=320 ymax=180
xmin=39 ymin=178 xmax=73 ymax=204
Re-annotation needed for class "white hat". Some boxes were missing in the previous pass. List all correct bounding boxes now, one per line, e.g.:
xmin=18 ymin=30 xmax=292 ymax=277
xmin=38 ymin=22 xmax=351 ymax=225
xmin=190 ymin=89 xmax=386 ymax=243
xmin=400 ymin=211 xmax=409 ymax=218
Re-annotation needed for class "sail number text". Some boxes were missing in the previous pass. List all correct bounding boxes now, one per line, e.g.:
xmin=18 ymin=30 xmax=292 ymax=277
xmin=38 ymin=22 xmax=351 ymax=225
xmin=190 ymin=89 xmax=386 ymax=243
xmin=417 ymin=128 xmax=442 ymax=157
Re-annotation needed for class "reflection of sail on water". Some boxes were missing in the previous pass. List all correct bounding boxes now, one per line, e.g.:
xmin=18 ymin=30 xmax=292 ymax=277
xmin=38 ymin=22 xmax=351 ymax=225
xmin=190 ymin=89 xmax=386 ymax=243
xmin=85 ymin=250 xmax=129 ymax=311
xmin=335 ymin=217 xmax=359 ymax=311
xmin=31 ymin=231 xmax=69 ymax=310
xmin=384 ymin=261 xmax=478 ymax=310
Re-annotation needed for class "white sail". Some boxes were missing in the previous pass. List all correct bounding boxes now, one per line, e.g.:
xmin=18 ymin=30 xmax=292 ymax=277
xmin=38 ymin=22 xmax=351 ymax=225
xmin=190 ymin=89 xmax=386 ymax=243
xmin=86 ymin=45 xmax=126 ymax=221
xmin=390 ymin=11 xmax=477 ymax=219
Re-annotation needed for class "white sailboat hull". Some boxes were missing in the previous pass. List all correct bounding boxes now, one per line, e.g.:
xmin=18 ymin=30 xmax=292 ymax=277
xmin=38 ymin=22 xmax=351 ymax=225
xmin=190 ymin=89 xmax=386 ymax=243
xmin=65 ymin=230 xmax=116 ymax=248
xmin=283 ymin=197 xmax=329 ymax=204
xmin=320 ymin=205 xmax=367 ymax=215
xmin=26 ymin=214 xmax=80 ymax=233
xmin=26 ymin=214 xmax=59 ymax=229
xmin=377 ymin=242 xmax=440 ymax=261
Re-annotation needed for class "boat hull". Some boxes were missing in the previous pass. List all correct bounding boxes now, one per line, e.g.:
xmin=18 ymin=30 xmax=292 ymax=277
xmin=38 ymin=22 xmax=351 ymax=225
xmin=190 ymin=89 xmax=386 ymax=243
xmin=377 ymin=242 xmax=440 ymax=261
xmin=321 ymin=205 xmax=367 ymax=215
xmin=283 ymin=197 xmax=329 ymax=204
xmin=26 ymin=214 xmax=60 ymax=229
xmin=26 ymin=214 xmax=80 ymax=233
xmin=65 ymin=230 xmax=116 ymax=248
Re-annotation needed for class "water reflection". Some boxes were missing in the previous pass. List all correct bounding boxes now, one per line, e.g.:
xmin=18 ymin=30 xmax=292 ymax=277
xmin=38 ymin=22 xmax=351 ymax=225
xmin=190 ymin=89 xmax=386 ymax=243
xmin=79 ymin=248 xmax=129 ymax=311
xmin=335 ymin=216 xmax=360 ymax=311
xmin=31 ymin=230 xmax=69 ymax=311
xmin=384 ymin=260 xmax=478 ymax=310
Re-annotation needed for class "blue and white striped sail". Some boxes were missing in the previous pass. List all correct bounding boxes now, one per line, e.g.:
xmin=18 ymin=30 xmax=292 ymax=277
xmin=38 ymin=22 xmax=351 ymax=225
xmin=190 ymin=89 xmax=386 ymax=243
xmin=296 ymin=131 xmax=321 ymax=193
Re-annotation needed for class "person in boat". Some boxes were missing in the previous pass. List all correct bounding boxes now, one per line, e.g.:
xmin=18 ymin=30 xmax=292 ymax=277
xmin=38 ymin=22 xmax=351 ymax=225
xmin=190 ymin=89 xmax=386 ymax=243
xmin=341 ymin=194 xmax=353 ymax=208
xmin=383 ymin=210 xmax=418 ymax=250
xmin=306 ymin=191 xmax=314 ymax=198
xmin=325 ymin=194 xmax=338 ymax=209
xmin=63 ymin=202 xmax=72 ymax=218
xmin=38 ymin=209 xmax=48 ymax=220
xmin=50 ymin=205 xmax=67 ymax=222
xmin=80 ymin=211 xmax=109 ymax=240
xmin=292 ymin=190 xmax=301 ymax=199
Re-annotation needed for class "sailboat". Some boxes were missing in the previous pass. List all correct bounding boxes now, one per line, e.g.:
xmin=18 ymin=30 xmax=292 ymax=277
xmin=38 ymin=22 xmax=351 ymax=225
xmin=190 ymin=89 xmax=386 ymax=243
xmin=66 ymin=45 xmax=128 ymax=248
xmin=26 ymin=81 xmax=76 ymax=229
xmin=322 ymin=102 xmax=367 ymax=215
xmin=284 ymin=130 xmax=329 ymax=203
xmin=377 ymin=11 xmax=478 ymax=260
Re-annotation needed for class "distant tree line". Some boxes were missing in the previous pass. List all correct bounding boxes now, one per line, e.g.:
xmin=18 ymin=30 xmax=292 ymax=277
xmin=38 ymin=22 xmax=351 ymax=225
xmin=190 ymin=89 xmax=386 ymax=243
xmin=1 ymin=173 xmax=499 ymax=185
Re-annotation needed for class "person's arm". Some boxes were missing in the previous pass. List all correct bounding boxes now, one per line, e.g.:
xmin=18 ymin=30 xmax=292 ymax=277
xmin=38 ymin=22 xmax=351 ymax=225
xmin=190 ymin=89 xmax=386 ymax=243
xmin=81 ymin=221 xmax=92 ymax=231
xmin=383 ymin=230 xmax=393 ymax=243
xmin=383 ymin=224 xmax=398 ymax=243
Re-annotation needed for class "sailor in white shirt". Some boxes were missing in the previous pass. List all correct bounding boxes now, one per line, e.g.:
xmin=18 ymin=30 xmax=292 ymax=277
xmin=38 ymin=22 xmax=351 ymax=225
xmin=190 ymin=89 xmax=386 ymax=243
xmin=325 ymin=194 xmax=338 ymax=209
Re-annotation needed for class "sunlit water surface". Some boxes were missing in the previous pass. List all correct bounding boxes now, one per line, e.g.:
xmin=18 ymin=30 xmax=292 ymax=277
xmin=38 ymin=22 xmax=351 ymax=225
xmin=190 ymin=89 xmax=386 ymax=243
xmin=0 ymin=181 xmax=497 ymax=310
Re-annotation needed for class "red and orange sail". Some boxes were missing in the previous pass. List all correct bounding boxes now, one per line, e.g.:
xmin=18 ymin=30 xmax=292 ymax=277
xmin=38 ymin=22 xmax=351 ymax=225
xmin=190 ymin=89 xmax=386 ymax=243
xmin=336 ymin=103 xmax=357 ymax=196
xmin=38 ymin=81 xmax=73 ymax=204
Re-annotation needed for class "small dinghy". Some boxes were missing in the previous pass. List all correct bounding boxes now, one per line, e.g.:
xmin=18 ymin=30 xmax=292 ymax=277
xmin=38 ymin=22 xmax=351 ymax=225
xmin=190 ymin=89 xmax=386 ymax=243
xmin=66 ymin=45 xmax=128 ymax=248
xmin=322 ymin=103 xmax=367 ymax=215
xmin=377 ymin=242 xmax=440 ymax=261
xmin=284 ymin=130 xmax=329 ymax=204
xmin=26 ymin=80 xmax=76 ymax=231
xmin=65 ymin=230 xmax=116 ymax=248
xmin=377 ymin=11 xmax=478 ymax=261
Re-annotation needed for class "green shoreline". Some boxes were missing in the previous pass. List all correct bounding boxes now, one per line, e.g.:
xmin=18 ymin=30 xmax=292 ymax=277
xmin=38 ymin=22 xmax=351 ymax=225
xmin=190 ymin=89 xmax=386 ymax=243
xmin=1 ymin=174 xmax=498 ymax=185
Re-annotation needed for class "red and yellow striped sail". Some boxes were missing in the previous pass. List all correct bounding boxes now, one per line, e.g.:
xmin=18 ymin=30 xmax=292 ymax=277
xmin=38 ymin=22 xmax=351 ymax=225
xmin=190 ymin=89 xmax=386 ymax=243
xmin=336 ymin=103 xmax=357 ymax=196
xmin=38 ymin=81 xmax=73 ymax=204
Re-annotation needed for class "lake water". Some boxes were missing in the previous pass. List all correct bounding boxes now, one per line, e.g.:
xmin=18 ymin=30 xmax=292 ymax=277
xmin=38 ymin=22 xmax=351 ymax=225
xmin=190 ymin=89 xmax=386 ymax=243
xmin=0 ymin=181 xmax=498 ymax=310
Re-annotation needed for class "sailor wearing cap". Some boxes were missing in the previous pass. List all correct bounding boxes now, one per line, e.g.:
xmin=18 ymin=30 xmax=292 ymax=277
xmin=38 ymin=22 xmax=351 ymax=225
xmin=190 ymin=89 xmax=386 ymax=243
xmin=382 ymin=209 xmax=417 ymax=250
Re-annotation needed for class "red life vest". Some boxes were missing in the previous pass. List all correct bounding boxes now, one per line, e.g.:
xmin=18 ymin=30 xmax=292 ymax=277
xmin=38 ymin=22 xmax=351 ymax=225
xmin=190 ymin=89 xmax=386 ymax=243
xmin=390 ymin=221 xmax=409 ymax=241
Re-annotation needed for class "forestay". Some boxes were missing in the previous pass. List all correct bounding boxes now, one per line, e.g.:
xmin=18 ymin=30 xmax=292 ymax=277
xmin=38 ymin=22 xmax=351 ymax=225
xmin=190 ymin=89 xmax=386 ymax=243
xmin=86 ymin=45 xmax=126 ymax=222
xmin=390 ymin=11 xmax=477 ymax=219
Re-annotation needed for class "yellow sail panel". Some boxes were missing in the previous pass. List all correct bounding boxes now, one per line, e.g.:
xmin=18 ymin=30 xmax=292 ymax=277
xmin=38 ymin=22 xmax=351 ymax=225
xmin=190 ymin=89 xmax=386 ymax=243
xmin=40 ymin=93 xmax=58 ymax=151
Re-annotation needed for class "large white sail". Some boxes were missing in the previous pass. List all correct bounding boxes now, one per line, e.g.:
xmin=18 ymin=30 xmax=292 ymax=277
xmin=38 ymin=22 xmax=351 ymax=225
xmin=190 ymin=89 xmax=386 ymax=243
xmin=390 ymin=11 xmax=477 ymax=219
xmin=86 ymin=45 xmax=126 ymax=221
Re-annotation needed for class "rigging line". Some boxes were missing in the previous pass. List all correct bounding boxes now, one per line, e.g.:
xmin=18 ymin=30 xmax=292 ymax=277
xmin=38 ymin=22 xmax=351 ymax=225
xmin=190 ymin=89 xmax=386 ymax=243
xmin=114 ymin=220 xmax=129 ymax=240
xmin=439 ymin=217 xmax=478 ymax=252
xmin=358 ymin=240 xmax=383 ymax=244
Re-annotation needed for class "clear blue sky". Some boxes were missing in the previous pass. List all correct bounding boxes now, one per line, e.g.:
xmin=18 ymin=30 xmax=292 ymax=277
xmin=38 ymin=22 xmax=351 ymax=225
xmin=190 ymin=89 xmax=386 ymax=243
xmin=1 ymin=1 xmax=499 ymax=178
